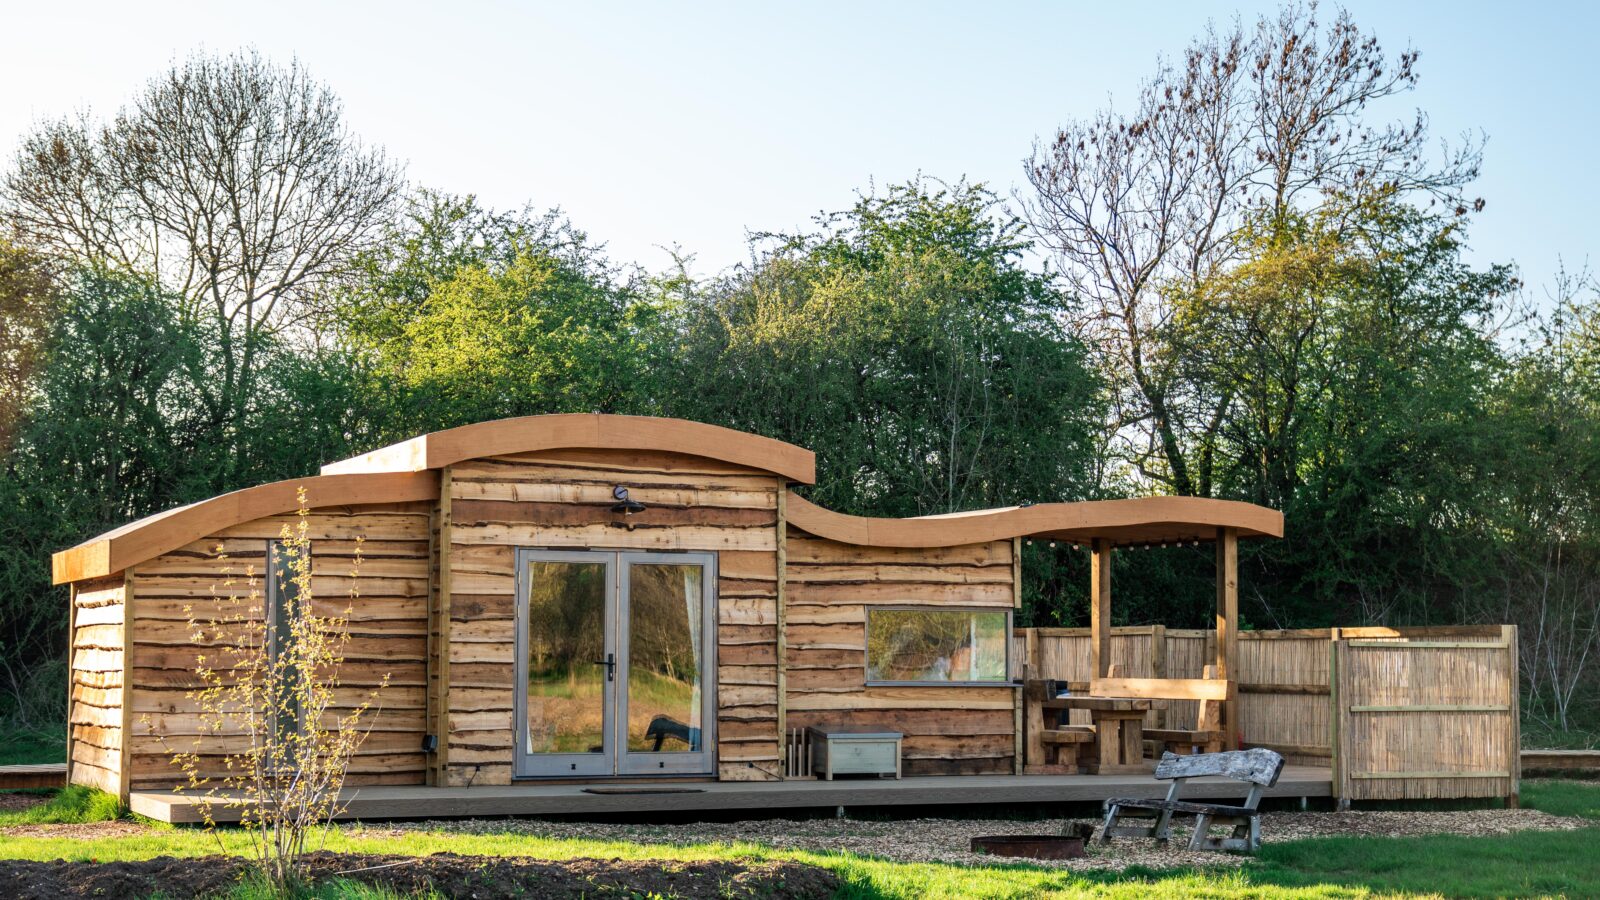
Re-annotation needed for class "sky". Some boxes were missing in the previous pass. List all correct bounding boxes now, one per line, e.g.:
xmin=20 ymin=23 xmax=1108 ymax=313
xmin=1 ymin=1 xmax=1594 ymax=297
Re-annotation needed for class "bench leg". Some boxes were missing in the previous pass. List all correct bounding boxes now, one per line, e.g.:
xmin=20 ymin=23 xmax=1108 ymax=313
xmin=1187 ymin=814 xmax=1260 ymax=853
xmin=1152 ymin=806 xmax=1176 ymax=842
xmin=1099 ymin=802 xmax=1119 ymax=843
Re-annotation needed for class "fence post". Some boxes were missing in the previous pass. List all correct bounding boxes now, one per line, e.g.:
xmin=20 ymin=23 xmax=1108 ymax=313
xmin=1503 ymin=624 xmax=1521 ymax=808
xmin=1151 ymin=624 xmax=1167 ymax=729
xmin=1329 ymin=627 xmax=1348 ymax=810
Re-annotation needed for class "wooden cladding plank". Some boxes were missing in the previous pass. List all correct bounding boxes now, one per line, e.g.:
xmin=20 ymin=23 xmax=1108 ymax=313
xmin=451 ymin=500 xmax=776 ymax=529
xmin=785 ymin=563 xmax=1013 ymax=584
xmin=787 ymin=582 xmax=1014 ymax=604
xmin=719 ymin=597 xmax=777 ymax=626
xmin=453 ymin=480 xmax=777 ymax=509
xmin=451 ymin=523 xmax=776 ymax=552
xmin=785 ymin=605 xmax=866 ymax=625
xmin=786 ymin=623 xmax=865 ymax=651
xmin=215 ymin=512 xmax=431 ymax=541
xmin=791 ymin=708 xmax=1014 ymax=736
xmin=72 ymin=624 xmax=124 ymax=650
xmin=786 ymin=687 xmax=1016 ymax=711
xmin=785 ymin=536 xmax=1011 ymax=567
xmin=451 ymin=458 xmax=779 ymax=492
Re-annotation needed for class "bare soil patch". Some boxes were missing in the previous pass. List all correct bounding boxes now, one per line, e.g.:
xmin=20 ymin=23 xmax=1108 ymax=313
xmin=0 ymin=792 xmax=49 ymax=814
xmin=0 ymin=820 xmax=152 ymax=839
xmin=0 ymin=851 xmax=839 ymax=899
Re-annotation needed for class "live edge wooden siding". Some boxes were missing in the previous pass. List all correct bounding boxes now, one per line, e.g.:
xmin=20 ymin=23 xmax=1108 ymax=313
xmin=118 ymin=503 xmax=433 ymax=791
xmin=782 ymin=529 xmax=1019 ymax=776
xmin=68 ymin=576 xmax=127 ymax=795
xmin=441 ymin=448 xmax=784 ymax=786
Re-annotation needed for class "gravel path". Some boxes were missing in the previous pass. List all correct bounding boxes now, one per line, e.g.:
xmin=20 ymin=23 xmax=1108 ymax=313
xmin=365 ymin=807 xmax=1588 ymax=872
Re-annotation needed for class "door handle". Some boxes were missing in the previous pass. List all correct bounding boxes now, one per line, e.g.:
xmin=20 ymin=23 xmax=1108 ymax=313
xmin=592 ymin=652 xmax=615 ymax=682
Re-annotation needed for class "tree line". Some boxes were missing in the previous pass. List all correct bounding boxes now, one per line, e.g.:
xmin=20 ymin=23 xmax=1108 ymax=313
xmin=0 ymin=4 xmax=1595 ymax=747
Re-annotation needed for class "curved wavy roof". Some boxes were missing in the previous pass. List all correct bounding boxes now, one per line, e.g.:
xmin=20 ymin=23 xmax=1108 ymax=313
xmin=52 ymin=472 xmax=438 ymax=585
xmin=53 ymin=414 xmax=1280 ymax=584
xmin=784 ymin=492 xmax=1282 ymax=548
xmin=319 ymin=414 xmax=817 ymax=484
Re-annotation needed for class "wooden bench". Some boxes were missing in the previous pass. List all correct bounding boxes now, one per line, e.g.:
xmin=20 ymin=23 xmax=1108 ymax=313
xmin=1023 ymin=679 xmax=1097 ymax=774
xmin=1143 ymin=664 xmax=1227 ymax=755
xmin=1039 ymin=725 xmax=1097 ymax=773
xmin=1087 ymin=664 xmax=1233 ymax=756
xmin=1099 ymin=747 xmax=1285 ymax=853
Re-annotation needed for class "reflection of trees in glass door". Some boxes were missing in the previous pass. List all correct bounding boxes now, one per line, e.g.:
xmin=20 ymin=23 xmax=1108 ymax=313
xmin=515 ymin=552 xmax=616 ymax=777
xmin=513 ymin=550 xmax=716 ymax=779
xmin=619 ymin=555 xmax=715 ymax=775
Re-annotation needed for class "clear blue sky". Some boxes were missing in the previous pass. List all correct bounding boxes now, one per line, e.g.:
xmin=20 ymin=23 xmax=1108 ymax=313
xmin=2 ymin=1 xmax=1594 ymax=296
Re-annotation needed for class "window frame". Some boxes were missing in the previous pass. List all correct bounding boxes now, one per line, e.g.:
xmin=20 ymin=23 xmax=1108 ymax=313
xmin=863 ymin=605 xmax=1014 ymax=687
xmin=265 ymin=539 xmax=309 ymax=739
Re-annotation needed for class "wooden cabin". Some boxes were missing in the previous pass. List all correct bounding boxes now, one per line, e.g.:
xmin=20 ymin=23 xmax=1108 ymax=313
xmin=53 ymin=414 xmax=1517 ymax=819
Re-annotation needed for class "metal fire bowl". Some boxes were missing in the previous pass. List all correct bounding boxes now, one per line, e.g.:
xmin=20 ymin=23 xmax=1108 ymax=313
xmin=970 ymin=834 xmax=1087 ymax=860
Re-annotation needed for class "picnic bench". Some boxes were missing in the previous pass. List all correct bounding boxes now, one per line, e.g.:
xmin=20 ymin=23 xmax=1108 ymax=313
xmin=1099 ymin=747 xmax=1285 ymax=853
xmin=1142 ymin=664 xmax=1228 ymax=756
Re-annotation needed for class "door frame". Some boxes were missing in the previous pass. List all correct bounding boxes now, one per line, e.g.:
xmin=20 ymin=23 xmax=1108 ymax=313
xmin=512 ymin=549 xmax=619 ymax=778
xmin=617 ymin=551 xmax=718 ymax=776
xmin=511 ymin=548 xmax=719 ymax=779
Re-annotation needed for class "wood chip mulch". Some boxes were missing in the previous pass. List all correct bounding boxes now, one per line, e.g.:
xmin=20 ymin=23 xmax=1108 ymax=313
xmin=370 ymin=806 xmax=1589 ymax=871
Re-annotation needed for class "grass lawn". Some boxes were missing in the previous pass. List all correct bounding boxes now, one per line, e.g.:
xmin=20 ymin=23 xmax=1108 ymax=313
xmin=2 ymin=782 xmax=1597 ymax=898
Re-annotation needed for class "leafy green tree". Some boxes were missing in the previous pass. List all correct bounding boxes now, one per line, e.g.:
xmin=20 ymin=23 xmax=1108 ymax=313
xmin=0 ymin=269 xmax=212 ymax=729
xmin=1162 ymin=195 xmax=1516 ymax=626
xmin=1483 ymin=283 xmax=1600 ymax=733
xmin=662 ymin=180 xmax=1103 ymax=521
xmin=336 ymin=192 xmax=653 ymax=432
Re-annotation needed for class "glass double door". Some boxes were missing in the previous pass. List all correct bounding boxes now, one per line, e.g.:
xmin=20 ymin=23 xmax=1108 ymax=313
xmin=513 ymin=550 xmax=716 ymax=778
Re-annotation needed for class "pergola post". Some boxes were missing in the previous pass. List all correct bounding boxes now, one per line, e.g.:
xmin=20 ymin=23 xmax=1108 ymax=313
xmin=1215 ymin=526 xmax=1239 ymax=749
xmin=1090 ymin=537 xmax=1112 ymax=679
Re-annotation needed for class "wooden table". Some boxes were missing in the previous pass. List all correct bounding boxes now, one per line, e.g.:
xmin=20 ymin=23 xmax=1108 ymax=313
xmin=1043 ymin=695 xmax=1153 ymax=775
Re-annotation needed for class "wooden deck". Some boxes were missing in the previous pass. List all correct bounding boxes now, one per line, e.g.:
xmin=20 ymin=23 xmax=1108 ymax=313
xmin=0 ymin=763 xmax=67 ymax=790
xmin=130 ymin=765 xmax=1333 ymax=824
xmin=1521 ymin=749 xmax=1600 ymax=773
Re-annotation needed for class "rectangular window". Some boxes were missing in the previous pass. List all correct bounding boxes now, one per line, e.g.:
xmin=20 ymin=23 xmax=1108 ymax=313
xmin=865 ymin=607 xmax=1011 ymax=685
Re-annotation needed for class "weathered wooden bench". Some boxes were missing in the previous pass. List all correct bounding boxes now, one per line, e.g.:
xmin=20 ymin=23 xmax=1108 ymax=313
xmin=1099 ymin=747 xmax=1285 ymax=853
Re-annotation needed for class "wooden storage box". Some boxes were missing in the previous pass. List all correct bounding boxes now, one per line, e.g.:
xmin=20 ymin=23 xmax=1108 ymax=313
xmin=807 ymin=727 xmax=903 ymax=780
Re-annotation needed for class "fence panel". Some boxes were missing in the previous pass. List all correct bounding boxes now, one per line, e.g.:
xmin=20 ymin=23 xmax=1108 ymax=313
xmin=1333 ymin=626 xmax=1519 ymax=803
xmin=1239 ymin=632 xmax=1334 ymax=766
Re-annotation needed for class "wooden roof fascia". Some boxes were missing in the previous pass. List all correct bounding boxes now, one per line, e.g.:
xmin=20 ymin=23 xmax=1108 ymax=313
xmin=783 ymin=492 xmax=1283 ymax=549
xmin=52 ymin=471 xmax=439 ymax=585
xmin=320 ymin=414 xmax=816 ymax=485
